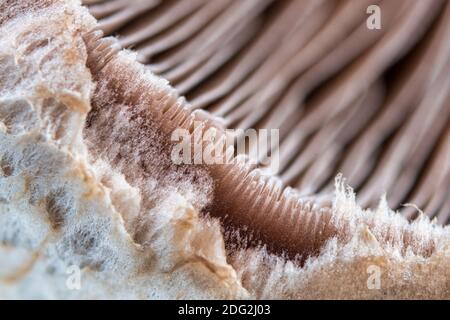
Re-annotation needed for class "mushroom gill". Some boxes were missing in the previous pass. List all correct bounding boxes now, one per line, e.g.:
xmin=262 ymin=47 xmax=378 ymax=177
xmin=1 ymin=0 xmax=450 ymax=299
xmin=81 ymin=0 xmax=450 ymax=261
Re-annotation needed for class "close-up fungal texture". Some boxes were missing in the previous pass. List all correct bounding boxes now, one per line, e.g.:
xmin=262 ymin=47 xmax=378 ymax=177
xmin=0 ymin=0 xmax=449 ymax=300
